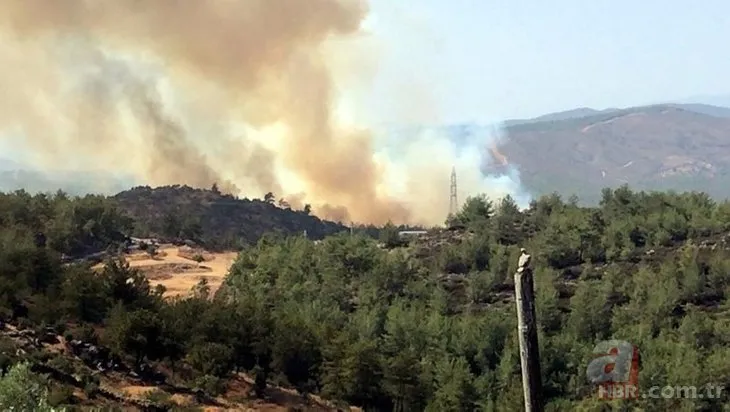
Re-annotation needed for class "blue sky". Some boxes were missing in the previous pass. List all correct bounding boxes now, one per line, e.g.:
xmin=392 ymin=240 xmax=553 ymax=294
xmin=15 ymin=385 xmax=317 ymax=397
xmin=364 ymin=0 xmax=730 ymax=123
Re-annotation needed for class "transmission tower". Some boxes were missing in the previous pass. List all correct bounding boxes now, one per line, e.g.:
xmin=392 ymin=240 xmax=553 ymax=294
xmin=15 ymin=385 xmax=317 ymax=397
xmin=449 ymin=166 xmax=458 ymax=217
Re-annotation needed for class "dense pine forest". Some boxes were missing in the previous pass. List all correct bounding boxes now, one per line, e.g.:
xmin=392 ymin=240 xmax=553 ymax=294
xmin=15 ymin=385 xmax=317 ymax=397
xmin=1 ymin=186 xmax=730 ymax=411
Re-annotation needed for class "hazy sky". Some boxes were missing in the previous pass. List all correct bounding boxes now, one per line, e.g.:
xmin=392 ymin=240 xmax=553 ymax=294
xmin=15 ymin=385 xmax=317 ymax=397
xmin=365 ymin=0 xmax=730 ymax=123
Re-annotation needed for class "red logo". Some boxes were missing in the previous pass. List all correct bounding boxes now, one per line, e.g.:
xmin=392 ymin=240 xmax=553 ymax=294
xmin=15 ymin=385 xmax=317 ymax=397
xmin=586 ymin=340 xmax=640 ymax=399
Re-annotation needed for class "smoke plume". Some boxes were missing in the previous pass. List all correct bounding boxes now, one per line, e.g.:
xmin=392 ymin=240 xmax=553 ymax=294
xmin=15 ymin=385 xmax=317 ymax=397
xmin=0 ymin=0 xmax=527 ymax=225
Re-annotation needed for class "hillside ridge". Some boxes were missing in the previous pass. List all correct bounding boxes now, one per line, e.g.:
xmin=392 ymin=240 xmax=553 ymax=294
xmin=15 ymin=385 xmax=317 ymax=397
xmin=500 ymin=105 xmax=730 ymax=203
xmin=113 ymin=184 xmax=348 ymax=250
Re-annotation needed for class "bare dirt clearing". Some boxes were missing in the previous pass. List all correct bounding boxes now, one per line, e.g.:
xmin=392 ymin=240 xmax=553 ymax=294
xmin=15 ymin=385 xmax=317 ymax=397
xmin=94 ymin=246 xmax=238 ymax=298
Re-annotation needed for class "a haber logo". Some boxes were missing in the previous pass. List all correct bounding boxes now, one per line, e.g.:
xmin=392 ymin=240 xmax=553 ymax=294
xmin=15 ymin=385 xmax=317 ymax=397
xmin=586 ymin=340 xmax=640 ymax=399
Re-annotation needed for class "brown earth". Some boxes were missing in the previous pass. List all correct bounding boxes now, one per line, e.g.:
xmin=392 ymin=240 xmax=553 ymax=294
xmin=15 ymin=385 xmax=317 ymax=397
xmin=94 ymin=246 xmax=238 ymax=298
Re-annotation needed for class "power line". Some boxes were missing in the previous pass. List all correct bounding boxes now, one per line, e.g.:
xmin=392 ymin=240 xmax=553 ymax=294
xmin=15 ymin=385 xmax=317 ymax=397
xmin=449 ymin=166 xmax=458 ymax=217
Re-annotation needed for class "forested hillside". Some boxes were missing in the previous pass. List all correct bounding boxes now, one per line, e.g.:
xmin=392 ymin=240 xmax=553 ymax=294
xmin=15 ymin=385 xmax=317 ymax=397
xmin=114 ymin=185 xmax=348 ymax=250
xmin=1 ymin=186 xmax=730 ymax=410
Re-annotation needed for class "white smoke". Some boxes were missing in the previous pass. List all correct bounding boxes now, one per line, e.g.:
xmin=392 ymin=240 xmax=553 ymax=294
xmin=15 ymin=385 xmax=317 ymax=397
xmin=372 ymin=122 xmax=532 ymax=224
xmin=0 ymin=0 xmax=534 ymax=226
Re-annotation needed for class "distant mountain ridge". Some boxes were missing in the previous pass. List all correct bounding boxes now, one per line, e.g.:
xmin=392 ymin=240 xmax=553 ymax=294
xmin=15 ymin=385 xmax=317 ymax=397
xmin=673 ymin=93 xmax=730 ymax=110
xmin=385 ymin=102 xmax=730 ymax=206
xmin=381 ymin=102 xmax=730 ymax=150
xmin=499 ymin=104 xmax=730 ymax=204
xmin=502 ymin=102 xmax=730 ymax=127
xmin=503 ymin=107 xmax=620 ymax=126
xmin=664 ymin=103 xmax=730 ymax=119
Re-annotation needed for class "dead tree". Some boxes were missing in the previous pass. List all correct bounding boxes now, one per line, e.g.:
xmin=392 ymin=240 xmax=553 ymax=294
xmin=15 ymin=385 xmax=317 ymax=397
xmin=515 ymin=248 xmax=543 ymax=412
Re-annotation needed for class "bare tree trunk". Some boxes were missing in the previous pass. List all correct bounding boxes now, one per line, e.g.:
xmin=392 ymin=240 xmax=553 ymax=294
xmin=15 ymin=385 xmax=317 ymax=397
xmin=514 ymin=267 xmax=544 ymax=412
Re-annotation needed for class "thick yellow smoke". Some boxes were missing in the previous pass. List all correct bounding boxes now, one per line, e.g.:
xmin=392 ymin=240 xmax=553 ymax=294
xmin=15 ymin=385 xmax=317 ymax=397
xmin=0 ymin=1 xmax=525 ymax=225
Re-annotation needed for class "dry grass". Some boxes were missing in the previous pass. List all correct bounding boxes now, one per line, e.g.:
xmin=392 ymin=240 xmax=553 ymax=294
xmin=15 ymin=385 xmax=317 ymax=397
xmin=94 ymin=246 xmax=238 ymax=298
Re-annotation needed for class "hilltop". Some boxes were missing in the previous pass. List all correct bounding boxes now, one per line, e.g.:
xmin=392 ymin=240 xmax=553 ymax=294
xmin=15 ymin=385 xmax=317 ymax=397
xmin=113 ymin=185 xmax=348 ymax=250
xmin=502 ymin=101 xmax=730 ymax=126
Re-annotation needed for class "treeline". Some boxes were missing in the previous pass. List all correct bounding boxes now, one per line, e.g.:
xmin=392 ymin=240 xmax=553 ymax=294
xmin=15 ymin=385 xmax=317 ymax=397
xmin=1 ymin=186 xmax=730 ymax=410
xmin=0 ymin=189 xmax=130 ymax=257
